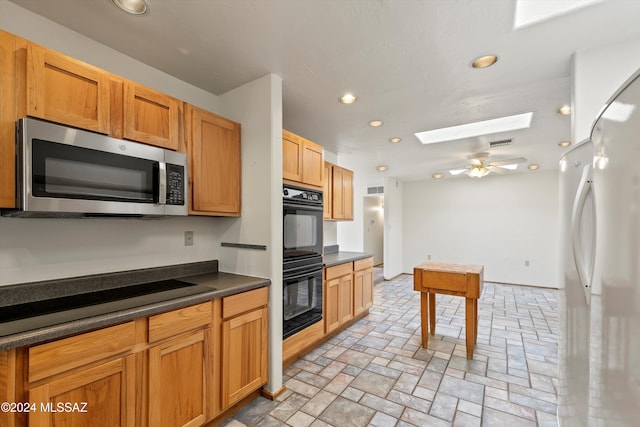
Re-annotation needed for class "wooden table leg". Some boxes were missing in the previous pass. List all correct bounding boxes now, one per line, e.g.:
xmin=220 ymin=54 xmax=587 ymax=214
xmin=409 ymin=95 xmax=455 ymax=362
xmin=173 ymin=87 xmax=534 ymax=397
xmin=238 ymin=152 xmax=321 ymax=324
xmin=465 ymin=297 xmax=475 ymax=359
xmin=473 ymin=298 xmax=478 ymax=344
xmin=420 ymin=292 xmax=429 ymax=348
xmin=428 ymin=292 xmax=436 ymax=336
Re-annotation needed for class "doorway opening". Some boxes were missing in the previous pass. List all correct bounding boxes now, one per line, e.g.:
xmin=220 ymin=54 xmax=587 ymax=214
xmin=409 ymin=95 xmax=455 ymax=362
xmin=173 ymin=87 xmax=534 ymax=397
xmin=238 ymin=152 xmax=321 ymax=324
xmin=362 ymin=195 xmax=384 ymax=283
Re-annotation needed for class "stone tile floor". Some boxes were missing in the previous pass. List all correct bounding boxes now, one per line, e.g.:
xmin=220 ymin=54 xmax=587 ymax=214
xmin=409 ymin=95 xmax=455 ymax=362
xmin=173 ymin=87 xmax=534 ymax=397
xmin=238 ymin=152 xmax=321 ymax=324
xmin=219 ymin=274 xmax=559 ymax=426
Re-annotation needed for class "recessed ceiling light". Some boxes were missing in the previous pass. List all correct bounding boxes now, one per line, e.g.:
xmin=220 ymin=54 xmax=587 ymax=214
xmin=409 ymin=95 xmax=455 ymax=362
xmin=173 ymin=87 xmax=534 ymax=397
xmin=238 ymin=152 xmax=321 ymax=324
xmin=415 ymin=112 xmax=533 ymax=145
xmin=558 ymin=105 xmax=571 ymax=115
xmin=339 ymin=93 xmax=357 ymax=104
xmin=558 ymin=140 xmax=571 ymax=147
xmin=111 ymin=0 xmax=149 ymax=15
xmin=432 ymin=173 xmax=444 ymax=179
xmin=528 ymin=164 xmax=540 ymax=170
xmin=471 ymin=55 xmax=498 ymax=69
xmin=369 ymin=120 xmax=383 ymax=127
xmin=389 ymin=137 xmax=401 ymax=143
xmin=376 ymin=165 xmax=388 ymax=172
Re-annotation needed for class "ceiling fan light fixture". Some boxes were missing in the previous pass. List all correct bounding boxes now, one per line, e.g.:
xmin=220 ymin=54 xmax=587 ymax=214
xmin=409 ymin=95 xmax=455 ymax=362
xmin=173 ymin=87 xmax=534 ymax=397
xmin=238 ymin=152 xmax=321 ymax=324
xmin=471 ymin=55 xmax=498 ymax=69
xmin=339 ymin=93 xmax=357 ymax=104
xmin=111 ymin=0 xmax=149 ymax=15
xmin=467 ymin=166 xmax=490 ymax=178
xmin=369 ymin=120 xmax=383 ymax=127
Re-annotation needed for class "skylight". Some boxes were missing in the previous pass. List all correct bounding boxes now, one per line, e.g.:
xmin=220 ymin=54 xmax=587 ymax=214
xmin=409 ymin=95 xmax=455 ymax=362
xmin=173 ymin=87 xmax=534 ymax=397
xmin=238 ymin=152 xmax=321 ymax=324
xmin=415 ymin=112 xmax=533 ymax=145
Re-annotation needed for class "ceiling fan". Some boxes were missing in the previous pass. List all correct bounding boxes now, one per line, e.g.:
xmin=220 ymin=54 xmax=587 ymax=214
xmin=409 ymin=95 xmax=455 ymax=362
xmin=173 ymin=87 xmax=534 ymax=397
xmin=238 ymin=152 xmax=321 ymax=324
xmin=443 ymin=152 xmax=527 ymax=178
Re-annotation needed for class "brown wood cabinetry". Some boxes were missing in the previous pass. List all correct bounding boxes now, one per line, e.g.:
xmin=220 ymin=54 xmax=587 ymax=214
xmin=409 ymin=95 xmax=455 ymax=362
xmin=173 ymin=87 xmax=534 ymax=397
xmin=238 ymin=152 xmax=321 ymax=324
xmin=353 ymin=258 xmax=375 ymax=316
xmin=324 ymin=262 xmax=354 ymax=334
xmin=324 ymin=162 xmax=354 ymax=221
xmin=0 ymin=30 xmax=18 ymax=208
xmin=220 ymin=287 xmax=269 ymax=410
xmin=23 ymin=43 xmax=112 ymax=135
xmin=283 ymin=130 xmax=324 ymax=188
xmin=148 ymin=302 xmax=212 ymax=427
xmin=186 ymin=105 xmax=241 ymax=216
xmin=123 ymin=82 xmax=182 ymax=150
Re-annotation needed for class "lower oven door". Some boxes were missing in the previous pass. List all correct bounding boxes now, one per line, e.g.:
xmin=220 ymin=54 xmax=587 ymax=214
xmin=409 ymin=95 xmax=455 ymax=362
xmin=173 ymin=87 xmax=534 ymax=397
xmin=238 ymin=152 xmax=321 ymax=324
xmin=283 ymin=266 xmax=323 ymax=339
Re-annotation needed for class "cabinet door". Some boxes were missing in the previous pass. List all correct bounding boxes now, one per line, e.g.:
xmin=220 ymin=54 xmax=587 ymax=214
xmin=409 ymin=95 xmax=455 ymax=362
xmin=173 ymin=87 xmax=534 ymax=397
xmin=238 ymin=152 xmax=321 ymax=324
xmin=149 ymin=329 xmax=211 ymax=427
xmin=29 ymin=356 xmax=135 ymax=427
xmin=353 ymin=269 xmax=366 ymax=316
xmin=301 ymin=140 xmax=323 ymax=187
xmin=342 ymin=168 xmax=354 ymax=220
xmin=1 ymin=31 xmax=16 ymax=208
xmin=283 ymin=131 xmax=303 ymax=182
xmin=187 ymin=105 xmax=241 ymax=216
xmin=362 ymin=267 xmax=374 ymax=310
xmin=26 ymin=44 xmax=111 ymax=134
xmin=323 ymin=163 xmax=333 ymax=220
xmin=221 ymin=307 xmax=268 ymax=409
xmin=332 ymin=167 xmax=345 ymax=219
xmin=338 ymin=274 xmax=354 ymax=324
xmin=324 ymin=277 xmax=340 ymax=334
xmin=123 ymin=81 xmax=181 ymax=150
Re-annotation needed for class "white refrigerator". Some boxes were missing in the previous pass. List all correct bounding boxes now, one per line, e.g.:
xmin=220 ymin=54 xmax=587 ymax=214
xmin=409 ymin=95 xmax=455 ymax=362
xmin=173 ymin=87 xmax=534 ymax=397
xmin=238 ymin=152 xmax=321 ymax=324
xmin=558 ymin=68 xmax=640 ymax=426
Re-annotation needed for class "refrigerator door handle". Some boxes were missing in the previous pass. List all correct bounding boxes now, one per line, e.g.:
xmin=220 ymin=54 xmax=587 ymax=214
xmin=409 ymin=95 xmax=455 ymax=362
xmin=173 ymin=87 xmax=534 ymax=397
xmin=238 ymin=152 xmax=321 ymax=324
xmin=571 ymin=163 xmax=595 ymax=302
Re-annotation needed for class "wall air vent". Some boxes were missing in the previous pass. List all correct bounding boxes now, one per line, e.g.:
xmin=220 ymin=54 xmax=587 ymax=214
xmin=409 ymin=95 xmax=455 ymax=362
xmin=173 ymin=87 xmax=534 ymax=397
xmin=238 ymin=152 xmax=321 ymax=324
xmin=367 ymin=186 xmax=384 ymax=195
xmin=489 ymin=138 xmax=513 ymax=148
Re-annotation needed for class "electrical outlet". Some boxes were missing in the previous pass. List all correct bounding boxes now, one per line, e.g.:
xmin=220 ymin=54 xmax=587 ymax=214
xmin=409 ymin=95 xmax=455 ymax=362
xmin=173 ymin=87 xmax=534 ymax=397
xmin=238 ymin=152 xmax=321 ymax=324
xmin=427 ymin=254 xmax=432 ymax=260
xmin=524 ymin=259 xmax=530 ymax=267
xmin=184 ymin=231 xmax=194 ymax=246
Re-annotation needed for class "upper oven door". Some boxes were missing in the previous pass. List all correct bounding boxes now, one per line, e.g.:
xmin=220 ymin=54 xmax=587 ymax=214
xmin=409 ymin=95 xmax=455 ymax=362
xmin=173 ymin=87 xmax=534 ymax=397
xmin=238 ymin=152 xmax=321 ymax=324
xmin=283 ymin=201 xmax=323 ymax=260
xmin=16 ymin=117 xmax=172 ymax=216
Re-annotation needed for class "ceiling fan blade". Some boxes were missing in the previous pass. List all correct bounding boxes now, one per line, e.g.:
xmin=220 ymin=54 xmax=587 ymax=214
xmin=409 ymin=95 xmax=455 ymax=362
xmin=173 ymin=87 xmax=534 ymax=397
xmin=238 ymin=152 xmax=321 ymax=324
xmin=487 ymin=165 xmax=510 ymax=174
xmin=488 ymin=157 xmax=527 ymax=167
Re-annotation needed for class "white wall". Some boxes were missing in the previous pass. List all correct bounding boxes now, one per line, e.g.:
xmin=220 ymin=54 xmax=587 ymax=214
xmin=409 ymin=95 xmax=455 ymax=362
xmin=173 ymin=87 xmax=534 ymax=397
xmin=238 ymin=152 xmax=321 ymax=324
xmin=383 ymin=177 xmax=404 ymax=280
xmin=218 ymin=74 xmax=284 ymax=394
xmin=403 ymin=171 xmax=560 ymax=287
xmin=322 ymin=150 xmax=338 ymax=247
xmin=572 ymin=36 xmax=640 ymax=143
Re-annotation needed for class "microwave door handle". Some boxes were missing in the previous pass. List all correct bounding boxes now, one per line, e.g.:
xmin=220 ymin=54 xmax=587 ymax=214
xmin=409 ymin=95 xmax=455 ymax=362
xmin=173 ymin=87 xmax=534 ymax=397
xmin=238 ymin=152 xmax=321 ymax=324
xmin=158 ymin=162 xmax=167 ymax=205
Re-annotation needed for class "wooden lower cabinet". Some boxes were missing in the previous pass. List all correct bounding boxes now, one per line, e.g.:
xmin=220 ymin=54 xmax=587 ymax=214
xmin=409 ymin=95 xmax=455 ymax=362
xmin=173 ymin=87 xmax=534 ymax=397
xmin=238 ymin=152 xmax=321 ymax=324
xmin=353 ymin=258 xmax=374 ymax=316
xmin=149 ymin=329 xmax=211 ymax=427
xmin=324 ymin=263 xmax=354 ymax=335
xmin=220 ymin=288 xmax=269 ymax=410
xmin=29 ymin=355 xmax=136 ymax=427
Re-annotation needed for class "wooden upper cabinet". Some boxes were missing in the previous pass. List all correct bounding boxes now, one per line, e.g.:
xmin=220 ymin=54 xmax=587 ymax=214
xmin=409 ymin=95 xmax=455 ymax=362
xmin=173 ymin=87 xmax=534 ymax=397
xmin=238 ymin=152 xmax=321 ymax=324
xmin=0 ymin=30 xmax=17 ymax=208
xmin=328 ymin=164 xmax=354 ymax=221
xmin=283 ymin=130 xmax=303 ymax=182
xmin=186 ymin=105 xmax=241 ymax=216
xmin=282 ymin=129 xmax=323 ymax=188
xmin=123 ymin=81 xmax=181 ymax=150
xmin=323 ymin=162 xmax=333 ymax=219
xmin=25 ymin=43 xmax=111 ymax=134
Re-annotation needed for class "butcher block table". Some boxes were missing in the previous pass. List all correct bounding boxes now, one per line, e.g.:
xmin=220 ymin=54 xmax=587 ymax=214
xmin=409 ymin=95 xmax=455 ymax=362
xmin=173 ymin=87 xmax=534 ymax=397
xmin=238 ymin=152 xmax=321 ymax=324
xmin=413 ymin=261 xmax=484 ymax=359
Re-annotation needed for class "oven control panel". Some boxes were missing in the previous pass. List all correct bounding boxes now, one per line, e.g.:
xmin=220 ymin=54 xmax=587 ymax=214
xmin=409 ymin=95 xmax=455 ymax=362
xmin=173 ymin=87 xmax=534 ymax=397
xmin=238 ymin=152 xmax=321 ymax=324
xmin=283 ymin=185 xmax=323 ymax=205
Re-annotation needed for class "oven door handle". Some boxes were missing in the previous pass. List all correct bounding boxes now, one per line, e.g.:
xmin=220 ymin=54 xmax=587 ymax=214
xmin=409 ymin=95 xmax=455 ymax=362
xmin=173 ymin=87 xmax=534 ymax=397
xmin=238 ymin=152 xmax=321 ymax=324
xmin=283 ymin=266 xmax=324 ymax=281
xmin=283 ymin=202 xmax=323 ymax=211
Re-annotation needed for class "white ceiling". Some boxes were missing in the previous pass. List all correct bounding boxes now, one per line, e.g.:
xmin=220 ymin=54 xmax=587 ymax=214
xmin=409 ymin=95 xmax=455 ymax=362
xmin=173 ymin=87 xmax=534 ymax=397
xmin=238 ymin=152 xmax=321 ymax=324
xmin=9 ymin=0 xmax=640 ymax=182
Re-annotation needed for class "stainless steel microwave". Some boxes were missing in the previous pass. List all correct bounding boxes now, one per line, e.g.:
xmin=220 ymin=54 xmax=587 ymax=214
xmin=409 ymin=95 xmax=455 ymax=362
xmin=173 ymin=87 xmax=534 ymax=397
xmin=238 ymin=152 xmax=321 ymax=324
xmin=2 ymin=118 xmax=188 ymax=218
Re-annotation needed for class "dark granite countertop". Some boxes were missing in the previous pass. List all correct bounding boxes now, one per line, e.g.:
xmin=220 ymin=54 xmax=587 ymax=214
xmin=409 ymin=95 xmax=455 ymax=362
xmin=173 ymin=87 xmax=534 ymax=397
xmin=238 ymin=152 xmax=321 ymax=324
xmin=0 ymin=261 xmax=269 ymax=351
xmin=324 ymin=251 xmax=373 ymax=267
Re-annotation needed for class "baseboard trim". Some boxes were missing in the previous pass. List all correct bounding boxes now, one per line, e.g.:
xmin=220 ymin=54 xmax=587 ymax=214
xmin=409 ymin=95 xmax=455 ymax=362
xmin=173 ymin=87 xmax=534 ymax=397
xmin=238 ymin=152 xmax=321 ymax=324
xmin=261 ymin=386 xmax=287 ymax=401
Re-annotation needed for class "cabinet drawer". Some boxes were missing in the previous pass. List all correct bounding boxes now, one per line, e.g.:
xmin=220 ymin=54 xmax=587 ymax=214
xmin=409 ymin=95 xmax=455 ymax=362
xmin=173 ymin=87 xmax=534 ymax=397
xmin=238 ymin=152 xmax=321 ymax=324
xmin=325 ymin=262 xmax=353 ymax=281
xmin=148 ymin=301 xmax=212 ymax=343
xmin=29 ymin=321 xmax=136 ymax=382
xmin=354 ymin=257 xmax=373 ymax=271
xmin=222 ymin=287 xmax=269 ymax=319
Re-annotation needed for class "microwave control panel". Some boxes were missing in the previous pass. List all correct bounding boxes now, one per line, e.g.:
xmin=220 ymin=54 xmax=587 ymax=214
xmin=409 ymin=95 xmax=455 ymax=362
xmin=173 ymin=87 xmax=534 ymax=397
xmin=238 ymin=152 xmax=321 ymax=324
xmin=166 ymin=164 xmax=185 ymax=205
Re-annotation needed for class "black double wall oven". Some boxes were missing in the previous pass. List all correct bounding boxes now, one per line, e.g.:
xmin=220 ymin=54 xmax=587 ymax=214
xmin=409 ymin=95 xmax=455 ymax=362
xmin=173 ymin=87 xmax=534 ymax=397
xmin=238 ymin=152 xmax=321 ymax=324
xmin=282 ymin=184 xmax=323 ymax=339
